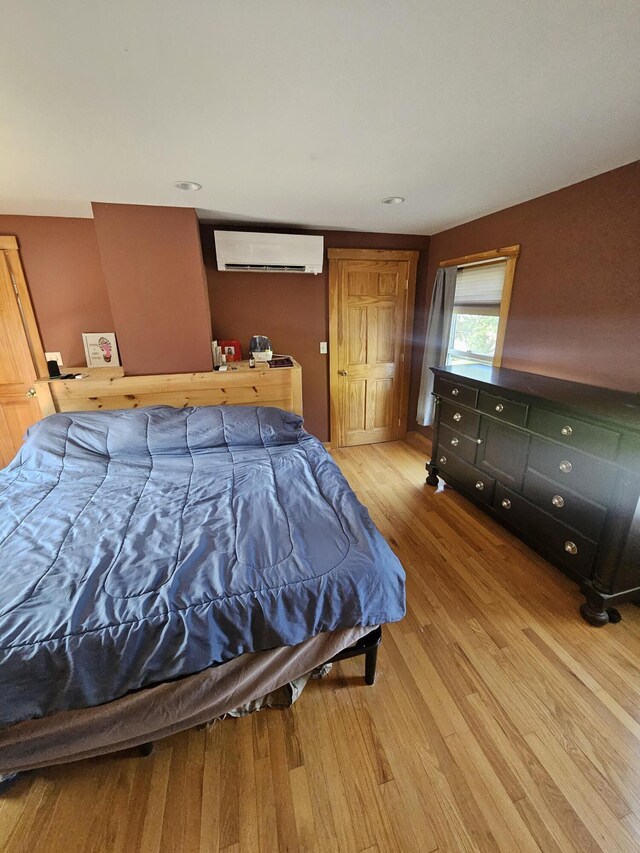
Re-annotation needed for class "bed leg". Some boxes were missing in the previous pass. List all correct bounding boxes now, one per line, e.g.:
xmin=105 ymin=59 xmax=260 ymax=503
xmin=365 ymin=645 xmax=378 ymax=685
xmin=139 ymin=742 xmax=154 ymax=757
xmin=328 ymin=626 xmax=382 ymax=686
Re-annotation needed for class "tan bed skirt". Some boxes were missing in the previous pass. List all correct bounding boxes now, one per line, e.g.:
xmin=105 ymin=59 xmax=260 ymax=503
xmin=0 ymin=626 xmax=369 ymax=776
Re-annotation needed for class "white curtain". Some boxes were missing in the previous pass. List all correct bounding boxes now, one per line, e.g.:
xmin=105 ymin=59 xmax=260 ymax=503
xmin=416 ymin=265 xmax=458 ymax=426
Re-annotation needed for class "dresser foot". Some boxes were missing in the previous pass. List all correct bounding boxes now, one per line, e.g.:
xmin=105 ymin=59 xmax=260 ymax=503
xmin=426 ymin=462 xmax=439 ymax=487
xmin=607 ymin=608 xmax=622 ymax=623
xmin=579 ymin=601 xmax=610 ymax=626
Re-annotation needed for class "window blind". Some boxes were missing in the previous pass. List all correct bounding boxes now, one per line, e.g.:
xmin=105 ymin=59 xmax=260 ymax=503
xmin=454 ymin=260 xmax=506 ymax=306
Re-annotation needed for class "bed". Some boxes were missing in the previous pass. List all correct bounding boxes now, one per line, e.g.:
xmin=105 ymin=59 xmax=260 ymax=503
xmin=0 ymin=405 xmax=405 ymax=774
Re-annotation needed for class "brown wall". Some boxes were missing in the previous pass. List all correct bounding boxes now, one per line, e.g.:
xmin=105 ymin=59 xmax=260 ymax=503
xmin=201 ymin=227 xmax=430 ymax=441
xmin=0 ymin=215 xmax=112 ymax=367
xmin=408 ymin=160 xmax=640 ymax=436
xmin=6 ymin=161 xmax=636 ymax=437
xmin=93 ymin=203 xmax=213 ymax=375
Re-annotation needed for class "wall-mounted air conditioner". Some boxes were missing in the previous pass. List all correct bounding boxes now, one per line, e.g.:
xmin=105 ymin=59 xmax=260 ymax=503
xmin=214 ymin=230 xmax=324 ymax=274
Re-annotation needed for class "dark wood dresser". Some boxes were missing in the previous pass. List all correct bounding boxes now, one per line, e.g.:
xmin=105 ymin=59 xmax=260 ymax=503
xmin=426 ymin=364 xmax=640 ymax=626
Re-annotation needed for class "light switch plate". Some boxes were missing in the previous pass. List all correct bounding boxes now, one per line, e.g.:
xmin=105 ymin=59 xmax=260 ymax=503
xmin=319 ymin=341 xmax=328 ymax=354
xmin=45 ymin=352 xmax=63 ymax=367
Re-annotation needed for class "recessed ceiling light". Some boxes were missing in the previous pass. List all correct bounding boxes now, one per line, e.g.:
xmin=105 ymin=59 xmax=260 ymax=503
xmin=381 ymin=196 xmax=405 ymax=204
xmin=174 ymin=181 xmax=202 ymax=191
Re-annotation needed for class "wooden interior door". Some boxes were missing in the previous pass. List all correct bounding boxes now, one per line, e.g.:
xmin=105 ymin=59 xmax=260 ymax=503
xmin=329 ymin=249 xmax=417 ymax=447
xmin=0 ymin=237 xmax=48 ymax=467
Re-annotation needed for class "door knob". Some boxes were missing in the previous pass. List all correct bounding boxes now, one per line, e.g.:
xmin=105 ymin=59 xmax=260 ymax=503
xmin=25 ymin=388 xmax=37 ymax=398
xmin=338 ymin=370 xmax=348 ymax=376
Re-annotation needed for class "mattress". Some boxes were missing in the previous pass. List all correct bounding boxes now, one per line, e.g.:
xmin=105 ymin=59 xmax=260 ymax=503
xmin=0 ymin=405 xmax=405 ymax=728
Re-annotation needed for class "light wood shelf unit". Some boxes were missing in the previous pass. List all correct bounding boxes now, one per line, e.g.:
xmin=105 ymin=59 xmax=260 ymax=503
xmin=35 ymin=360 xmax=303 ymax=417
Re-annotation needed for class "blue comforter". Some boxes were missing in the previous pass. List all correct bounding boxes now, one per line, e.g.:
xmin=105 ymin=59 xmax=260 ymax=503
xmin=0 ymin=406 xmax=405 ymax=728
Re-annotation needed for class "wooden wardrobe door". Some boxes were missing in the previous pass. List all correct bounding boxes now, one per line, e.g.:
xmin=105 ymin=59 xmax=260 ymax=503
xmin=0 ymin=240 xmax=47 ymax=467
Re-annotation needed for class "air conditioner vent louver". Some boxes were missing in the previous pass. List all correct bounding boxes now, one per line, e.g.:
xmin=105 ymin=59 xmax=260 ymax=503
xmin=224 ymin=263 xmax=307 ymax=272
xmin=214 ymin=231 xmax=324 ymax=274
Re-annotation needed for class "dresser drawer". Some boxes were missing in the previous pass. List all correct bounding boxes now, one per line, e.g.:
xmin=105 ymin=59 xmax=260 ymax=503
xmin=528 ymin=407 xmax=619 ymax=460
xmin=619 ymin=432 xmax=640 ymax=475
xmin=434 ymin=376 xmax=478 ymax=409
xmin=478 ymin=392 xmax=528 ymax=427
xmin=522 ymin=469 xmax=606 ymax=539
xmin=528 ymin=437 xmax=616 ymax=505
xmin=493 ymin=484 xmax=597 ymax=579
xmin=477 ymin=417 xmax=529 ymax=489
xmin=436 ymin=451 xmax=495 ymax=504
xmin=439 ymin=400 xmax=480 ymax=438
xmin=438 ymin=423 xmax=479 ymax=464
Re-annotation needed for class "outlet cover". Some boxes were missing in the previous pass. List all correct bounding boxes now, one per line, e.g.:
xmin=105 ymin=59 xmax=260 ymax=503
xmin=319 ymin=341 xmax=328 ymax=354
xmin=45 ymin=352 xmax=63 ymax=367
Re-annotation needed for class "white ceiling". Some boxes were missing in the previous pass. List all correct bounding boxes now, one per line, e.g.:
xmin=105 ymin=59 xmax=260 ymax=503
xmin=1 ymin=1 xmax=639 ymax=234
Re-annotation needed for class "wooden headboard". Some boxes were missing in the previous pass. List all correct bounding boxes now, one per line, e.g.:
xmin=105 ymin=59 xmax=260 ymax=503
xmin=35 ymin=360 xmax=303 ymax=417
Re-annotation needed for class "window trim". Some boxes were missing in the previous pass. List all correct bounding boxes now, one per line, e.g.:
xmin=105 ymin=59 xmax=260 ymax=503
xmin=439 ymin=245 xmax=520 ymax=368
xmin=446 ymin=349 xmax=493 ymax=365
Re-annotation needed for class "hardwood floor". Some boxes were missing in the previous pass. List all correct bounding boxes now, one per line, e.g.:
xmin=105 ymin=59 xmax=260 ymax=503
xmin=2 ymin=438 xmax=640 ymax=852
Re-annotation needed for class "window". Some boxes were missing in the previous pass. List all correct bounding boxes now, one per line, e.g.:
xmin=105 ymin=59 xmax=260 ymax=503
xmin=446 ymin=260 xmax=506 ymax=366
xmin=448 ymin=309 xmax=500 ymax=366
xmin=443 ymin=248 xmax=519 ymax=367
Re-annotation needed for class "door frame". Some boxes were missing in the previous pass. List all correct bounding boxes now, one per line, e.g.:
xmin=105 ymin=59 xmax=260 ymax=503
xmin=328 ymin=248 xmax=418 ymax=448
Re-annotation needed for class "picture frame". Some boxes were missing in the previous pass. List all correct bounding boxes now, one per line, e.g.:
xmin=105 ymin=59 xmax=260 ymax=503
xmin=82 ymin=332 xmax=121 ymax=368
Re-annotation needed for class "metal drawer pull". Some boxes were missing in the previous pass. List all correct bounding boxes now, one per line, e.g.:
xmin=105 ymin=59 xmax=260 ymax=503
xmin=495 ymin=403 xmax=504 ymax=413
xmin=439 ymin=456 xmax=447 ymax=464
xmin=451 ymin=388 xmax=459 ymax=396
xmin=501 ymin=498 xmax=511 ymax=509
xmin=450 ymin=437 xmax=459 ymax=446
xmin=476 ymin=438 xmax=483 ymax=444
xmin=475 ymin=481 xmax=485 ymax=491
xmin=552 ymin=495 xmax=565 ymax=508
xmin=559 ymin=460 xmax=573 ymax=474
xmin=453 ymin=412 xmax=462 ymax=422
xmin=565 ymin=541 xmax=578 ymax=555
xmin=561 ymin=425 xmax=573 ymax=436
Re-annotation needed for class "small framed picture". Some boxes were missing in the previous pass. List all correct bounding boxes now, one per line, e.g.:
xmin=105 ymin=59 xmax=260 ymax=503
xmin=82 ymin=333 xmax=121 ymax=368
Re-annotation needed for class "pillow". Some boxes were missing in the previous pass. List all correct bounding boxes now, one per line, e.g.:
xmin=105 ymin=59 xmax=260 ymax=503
xmin=14 ymin=405 xmax=304 ymax=473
